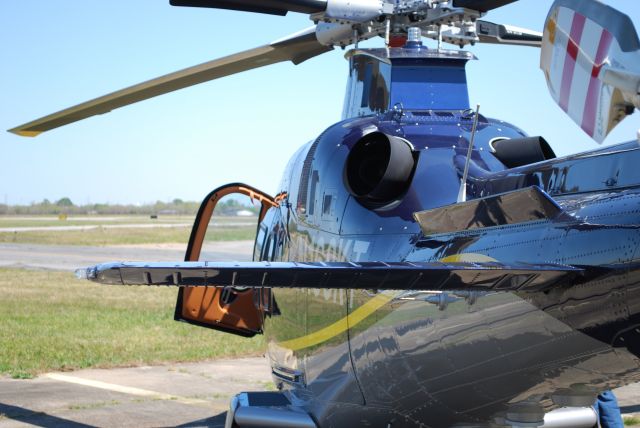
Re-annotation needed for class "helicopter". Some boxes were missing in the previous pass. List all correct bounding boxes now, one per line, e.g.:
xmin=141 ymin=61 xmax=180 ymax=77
xmin=8 ymin=0 xmax=640 ymax=427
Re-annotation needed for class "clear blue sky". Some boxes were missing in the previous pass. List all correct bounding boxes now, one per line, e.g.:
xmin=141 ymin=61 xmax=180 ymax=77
xmin=1 ymin=0 xmax=639 ymax=205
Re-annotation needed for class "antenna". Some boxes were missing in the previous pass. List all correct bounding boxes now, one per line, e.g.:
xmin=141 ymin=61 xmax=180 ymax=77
xmin=457 ymin=104 xmax=480 ymax=203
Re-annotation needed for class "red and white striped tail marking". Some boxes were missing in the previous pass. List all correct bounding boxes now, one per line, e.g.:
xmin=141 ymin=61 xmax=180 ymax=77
xmin=541 ymin=6 xmax=617 ymax=143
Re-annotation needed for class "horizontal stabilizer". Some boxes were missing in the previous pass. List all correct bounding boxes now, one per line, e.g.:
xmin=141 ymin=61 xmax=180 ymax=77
xmin=77 ymin=260 xmax=581 ymax=292
xmin=414 ymin=186 xmax=567 ymax=235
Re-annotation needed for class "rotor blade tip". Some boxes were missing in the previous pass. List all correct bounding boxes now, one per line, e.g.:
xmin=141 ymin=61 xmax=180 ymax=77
xmin=8 ymin=128 xmax=41 ymax=137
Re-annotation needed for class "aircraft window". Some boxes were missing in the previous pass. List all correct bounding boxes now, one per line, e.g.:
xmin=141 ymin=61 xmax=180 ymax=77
xmin=202 ymin=193 xmax=259 ymax=262
xmin=270 ymin=233 xmax=279 ymax=261
xmin=261 ymin=234 xmax=272 ymax=261
xmin=345 ymin=56 xmax=391 ymax=118
xmin=297 ymin=141 xmax=319 ymax=216
xmin=308 ymin=170 xmax=319 ymax=216
xmin=390 ymin=66 xmax=469 ymax=110
xmin=322 ymin=194 xmax=332 ymax=216
xmin=361 ymin=62 xmax=373 ymax=107
xmin=254 ymin=223 xmax=268 ymax=261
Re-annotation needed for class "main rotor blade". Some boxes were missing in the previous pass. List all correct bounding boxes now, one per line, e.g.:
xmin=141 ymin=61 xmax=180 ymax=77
xmin=170 ymin=0 xmax=327 ymax=16
xmin=9 ymin=27 xmax=331 ymax=137
xmin=452 ymin=0 xmax=517 ymax=13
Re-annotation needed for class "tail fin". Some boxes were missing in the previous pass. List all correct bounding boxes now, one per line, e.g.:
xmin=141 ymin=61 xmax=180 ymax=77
xmin=540 ymin=0 xmax=640 ymax=143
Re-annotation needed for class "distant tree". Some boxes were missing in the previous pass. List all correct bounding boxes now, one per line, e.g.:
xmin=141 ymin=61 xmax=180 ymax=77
xmin=56 ymin=197 xmax=74 ymax=207
xmin=2 ymin=198 xmax=201 ymax=216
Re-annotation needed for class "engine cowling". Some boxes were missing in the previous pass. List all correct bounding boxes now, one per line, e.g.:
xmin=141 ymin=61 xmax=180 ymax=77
xmin=345 ymin=131 xmax=416 ymax=207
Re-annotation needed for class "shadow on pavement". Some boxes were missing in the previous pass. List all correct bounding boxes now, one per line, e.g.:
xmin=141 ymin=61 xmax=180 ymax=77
xmin=174 ymin=411 xmax=227 ymax=428
xmin=0 ymin=402 xmax=95 ymax=428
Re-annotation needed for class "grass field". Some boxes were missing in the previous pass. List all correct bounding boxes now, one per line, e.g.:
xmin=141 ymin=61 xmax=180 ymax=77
xmin=0 ymin=215 xmax=258 ymax=228
xmin=0 ymin=225 xmax=256 ymax=246
xmin=0 ymin=215 xmax=194 ymax=228
xmin=0 ymin=213 xmax=258 ymax=246
xmin=0 ymin=269 xmax=265 ymax=378
xmin=625 ymin=416 xmax=640 ymax=426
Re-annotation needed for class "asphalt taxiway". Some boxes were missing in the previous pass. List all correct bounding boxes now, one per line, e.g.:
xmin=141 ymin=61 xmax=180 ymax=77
xmin=0 ymin=241 xmax=254 ymax=271
xmin=0 ymin=358 xmax=271 ymax=428
xmin=1 ymin=359 xmax=640 ymax=428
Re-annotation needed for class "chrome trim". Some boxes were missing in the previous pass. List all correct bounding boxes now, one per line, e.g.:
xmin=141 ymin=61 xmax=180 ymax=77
xmin=272 ymin=365 xmax=305 ymax=385
xmin=235 ymin=407 xmax=316 ymax=428
xmin=224 ymin=394 xmax=240 ymax=428
xmin=226 ymin=392 xmax=317 ymax=428
xmin=488 ymin=136 xmax=510 ymax=153
xmin=542 ymin=407 xmax=598 ymax=428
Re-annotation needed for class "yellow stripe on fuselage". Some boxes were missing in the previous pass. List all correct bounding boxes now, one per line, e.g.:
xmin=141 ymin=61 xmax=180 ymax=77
xmin=280 ymin=292 xmax=395 ymax=351
xmin=278 ymin=253 xmax=496 ymax=351
xmin=440 ymin=253 xmax=497 ymax=263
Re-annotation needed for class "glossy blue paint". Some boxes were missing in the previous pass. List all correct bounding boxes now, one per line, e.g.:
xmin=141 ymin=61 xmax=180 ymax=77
xmin=177 ymin=45 xmax=640 ymax=427
xmin=254 ymin=110 xmax=638 ymax=423
xmin=260 ymin=110 xmax=640 ymax=427
xmin=472 ymin=141 xmax=640 ymax=198
xmin=342 ymin=48 xmax=473 ymax=119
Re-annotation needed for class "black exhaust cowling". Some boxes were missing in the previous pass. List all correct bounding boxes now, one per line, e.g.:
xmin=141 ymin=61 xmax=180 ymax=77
xmin=345 ymin=132 xmax=415 ymax=207
xmin=491 ymin=136 xmax=556 ymax=169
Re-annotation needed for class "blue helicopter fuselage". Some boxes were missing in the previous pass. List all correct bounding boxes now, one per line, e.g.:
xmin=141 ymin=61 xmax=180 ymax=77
xmin=254 ymin=46 xmax=640 ymax=426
